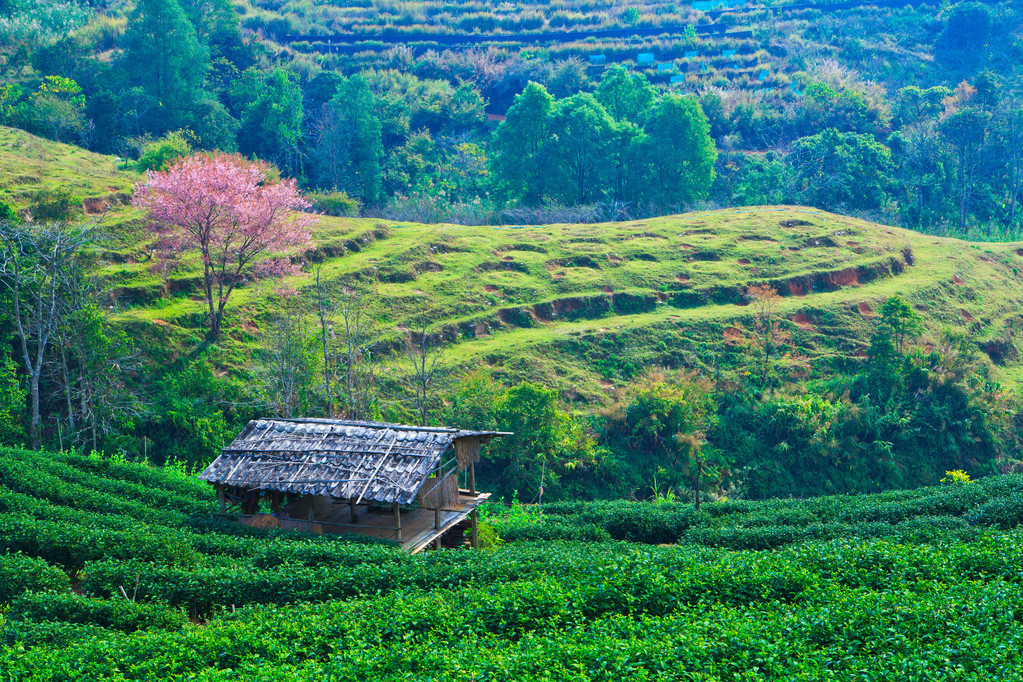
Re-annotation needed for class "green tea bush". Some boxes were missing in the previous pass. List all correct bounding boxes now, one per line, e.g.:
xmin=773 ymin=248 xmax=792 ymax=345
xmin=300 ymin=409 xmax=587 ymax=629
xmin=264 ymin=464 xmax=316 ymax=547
xmin=9 ymin=592 xmax=187 ymax=633
xmin=966 ymin=495 xmax=1023 ymax=529
xmin=0 ymin=553 xmax=70 ymax=602
xmin=0 ymin=515 xmax=199 ymax=572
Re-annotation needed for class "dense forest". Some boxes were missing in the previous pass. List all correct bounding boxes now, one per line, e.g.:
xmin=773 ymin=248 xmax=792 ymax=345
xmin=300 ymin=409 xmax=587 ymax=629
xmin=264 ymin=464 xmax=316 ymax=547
xmin=1 ymin=0 xmax=1023 ymax=505
xmin=2 ymin=0 xmax=1023 ymax=236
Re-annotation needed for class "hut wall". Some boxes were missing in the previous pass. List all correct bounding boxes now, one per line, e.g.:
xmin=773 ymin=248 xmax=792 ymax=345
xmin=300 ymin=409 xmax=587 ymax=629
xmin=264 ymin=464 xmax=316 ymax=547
xmin=454 ymin=437 xmax=481 ymax=472
xmin=418 ymin=472 xmax=460 ymax=509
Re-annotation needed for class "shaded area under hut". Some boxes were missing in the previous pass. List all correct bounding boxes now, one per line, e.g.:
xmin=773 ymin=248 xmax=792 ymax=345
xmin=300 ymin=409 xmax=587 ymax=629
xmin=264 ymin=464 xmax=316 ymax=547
xmin=198 ymin=418 xmax=508 ymax=553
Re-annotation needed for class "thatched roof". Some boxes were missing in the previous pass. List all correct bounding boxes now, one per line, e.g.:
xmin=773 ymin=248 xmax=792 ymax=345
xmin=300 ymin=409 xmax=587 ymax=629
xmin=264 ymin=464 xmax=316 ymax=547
xmin=198 ymin=418 xmax=507 ymax=505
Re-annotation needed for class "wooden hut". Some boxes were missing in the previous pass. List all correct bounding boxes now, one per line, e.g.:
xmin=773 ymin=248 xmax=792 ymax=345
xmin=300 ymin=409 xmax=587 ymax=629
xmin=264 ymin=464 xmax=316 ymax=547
xmin=198 ymin=418 xmax=508 ymax=552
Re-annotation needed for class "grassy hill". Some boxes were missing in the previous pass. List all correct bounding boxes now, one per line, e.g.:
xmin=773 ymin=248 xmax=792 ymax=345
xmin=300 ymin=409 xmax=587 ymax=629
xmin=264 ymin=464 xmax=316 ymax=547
xmin=4 ymin=126 xmax=1023 ymax=399
xmin=3 ymin=446 xmax=1023 ymax=677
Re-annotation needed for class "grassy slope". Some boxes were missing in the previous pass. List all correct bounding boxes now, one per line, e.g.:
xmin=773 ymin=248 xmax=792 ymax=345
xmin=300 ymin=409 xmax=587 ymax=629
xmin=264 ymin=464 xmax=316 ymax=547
xmin=4 ymin=126 xmax=1023 ymax=397
xmin=0 ymin=127 xmax=136 ymax=208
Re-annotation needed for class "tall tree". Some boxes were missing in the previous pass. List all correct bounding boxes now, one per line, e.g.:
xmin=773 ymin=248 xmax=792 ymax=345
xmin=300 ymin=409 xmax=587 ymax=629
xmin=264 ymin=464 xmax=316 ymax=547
xmin=940 ymin=108 xmax=990 ymax=230
xmin=0 ymin=221 xmax=93 ymax=450
xmin=490 ymin=81 xmax=554 ymax=204
xmin=239 ymin=69 xmax=304 ymax=176
xmin=133 ymin=153 xmax=314 ymax=341
xmin=311 ymin=270 xmax=377 ymax=420
xmin=595 ymin=65 xmax=656 ymax=124
xmin=256 ymin=297 xmax=314 ymax=419
xmin=643 ymin=94 xmax=716 ymax=210
xmin=307 ymin=76 xmax=383 ymax=204
xmin=121 ymin=0 xmax=210 ymax=133
xmin=547 ymin=93 xmax=614 ymax=204
xmin=397 ymin=317 xmax=444 ymax=426
xmin=791 ymin=128 xmax=894 ymax=212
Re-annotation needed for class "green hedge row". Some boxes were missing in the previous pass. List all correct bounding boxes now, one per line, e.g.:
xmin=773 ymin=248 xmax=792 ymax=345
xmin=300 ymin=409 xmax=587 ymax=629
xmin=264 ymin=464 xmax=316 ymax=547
xmin=8 ymin=592 xmax=187 ymax=633
xmin=498 ymin=476 xmax=1023 ymax=549
xmin=7 ymin=553 xmax=1023 ymax=679
xmin=0 ymin=553 xmax=70 ymax=603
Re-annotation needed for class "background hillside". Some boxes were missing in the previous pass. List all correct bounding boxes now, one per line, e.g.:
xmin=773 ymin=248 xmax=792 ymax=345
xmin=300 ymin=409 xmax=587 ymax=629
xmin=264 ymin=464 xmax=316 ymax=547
xmin=2 ymin=0 xmax=1022 ymax=236
xmin=2 ymin=127 xmax=1022 ymax=502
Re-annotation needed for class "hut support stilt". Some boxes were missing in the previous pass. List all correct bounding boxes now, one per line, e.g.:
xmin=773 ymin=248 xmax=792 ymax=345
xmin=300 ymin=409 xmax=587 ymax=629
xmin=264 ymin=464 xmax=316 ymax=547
xmin=217 ymin=485 xmax=226 ymax=514
xmin=393 ymin=501 xmax=402 ymax=542
xmin=349 ymin=500 xmax=358 ymax=523
xmin=471 ymin=509 xmax=479 ymax=549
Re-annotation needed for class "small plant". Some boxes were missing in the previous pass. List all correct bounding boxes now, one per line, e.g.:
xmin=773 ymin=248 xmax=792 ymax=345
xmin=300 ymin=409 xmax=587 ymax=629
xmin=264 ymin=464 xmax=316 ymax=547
xmin=475 ymin=521 xmax=504 ymax=549
xmin=941 ymin=469 xmax=972 ymax=486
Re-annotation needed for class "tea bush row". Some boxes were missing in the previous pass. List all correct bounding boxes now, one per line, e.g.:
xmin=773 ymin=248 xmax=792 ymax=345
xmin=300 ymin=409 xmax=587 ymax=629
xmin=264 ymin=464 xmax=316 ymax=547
xmin=0 ymin=553 xmax=70 ymax=603
xmin=8 ymin=592 xmax=187 ymax=633
xmin=6 ymin=570 xmax=1023 ymax=679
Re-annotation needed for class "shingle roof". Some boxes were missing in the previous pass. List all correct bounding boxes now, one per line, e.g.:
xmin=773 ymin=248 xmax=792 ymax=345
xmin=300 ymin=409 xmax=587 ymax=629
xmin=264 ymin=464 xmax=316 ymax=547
xmin=198 ymin=418 xmax=507 ymax=505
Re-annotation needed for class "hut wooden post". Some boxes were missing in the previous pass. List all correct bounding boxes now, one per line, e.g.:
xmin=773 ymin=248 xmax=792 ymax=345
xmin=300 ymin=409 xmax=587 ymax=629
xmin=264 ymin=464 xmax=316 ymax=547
xmin=393 ymin=501 xmax=402 ymax=542
xmin=434 ymin=505 xmax=442 ymax=550
xmin=217 ymin=485 xmax=226 ymax=514
xmin=469 ymin=461 xmax=479 ymax=549
xmin=349 ymin=500 xmax=359 ymax=523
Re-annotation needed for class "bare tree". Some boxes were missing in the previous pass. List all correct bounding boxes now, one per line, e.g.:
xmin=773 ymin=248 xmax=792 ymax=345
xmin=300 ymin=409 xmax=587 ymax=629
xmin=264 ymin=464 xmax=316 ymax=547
xmin=256 ymin=298 xmax=314 ymax=418
xmin=312 ymin=268 xmax=379 ymax=420
xmin=336 ymin=283 xmax=378 ymax=421
xmin=48 ymin=269 xmax=147 ymax=453
xmin=312 ymin=268 xmax=338 ymax=417
xmin=0 ymin=221 xmax=93 ymax=449
xmin=396 ymin=317 xmax=444 ymax=426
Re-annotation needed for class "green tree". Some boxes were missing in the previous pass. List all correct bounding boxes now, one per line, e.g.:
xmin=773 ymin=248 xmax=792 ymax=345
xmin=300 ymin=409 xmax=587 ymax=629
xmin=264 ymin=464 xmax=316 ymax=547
xmin=0 ymin=354 xmax=25 ymax=446
xmin=792 ymin=128 xmax=894 ymax=212
xmin=936 ymin=2 xmax=991 ymax=67
xmin=878 ymin=296 xmax=923 ymax=353
xmin=121 ymin=0 xmax=210 ymax=133
xmin=605 ymin=119 xmax=647 ymax=206
xmin=239 ymin=69 xmax=303 ymax=176
xmin=26 ymin=76 xmax=86 ymax=143
xmin=307 ymin=76 xmax=383 ymax=203
xmin=546 ymin=93 xmax=614 ymax=204
xmin=595 ymin=65 xmax=656 ymax=124
xmin=643 ymin=93 xmax=716 ymax=209
xmin=603 ymin=368 xmax=717 ymax=503
xmin=490 ymin=82 xmax=554 ymax=204
xmin=179 ymin=0 xmax=248 ymax=65
xmin=940 ymin=108 xmax=991 ymax=230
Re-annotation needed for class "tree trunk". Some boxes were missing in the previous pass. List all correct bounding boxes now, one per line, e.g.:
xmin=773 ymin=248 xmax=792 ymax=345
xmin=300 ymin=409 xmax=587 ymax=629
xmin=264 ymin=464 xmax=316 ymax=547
xmin=29 ymin=370 xmax=40 ymax=450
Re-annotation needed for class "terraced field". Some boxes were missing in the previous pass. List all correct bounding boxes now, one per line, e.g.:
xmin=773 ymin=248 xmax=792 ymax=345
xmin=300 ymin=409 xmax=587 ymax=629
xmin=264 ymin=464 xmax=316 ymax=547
xmin=5 ymin=126 xmax=1023 ymax=395
xmin=108 ymin=205 xmax=1023 ymax=393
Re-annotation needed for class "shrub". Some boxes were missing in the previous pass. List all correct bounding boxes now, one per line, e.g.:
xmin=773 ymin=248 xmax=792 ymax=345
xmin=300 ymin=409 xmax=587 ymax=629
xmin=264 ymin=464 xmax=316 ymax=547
xmin=8 ymin=592 xmax=187 ymax=632
xmin=0 ymin=553 xmax=69 ymax=602
xmin=307 ymin=190 xmax=360 ymax=217
xmin=136 ymin=131 xmax=192 ymax=172
xmin=27 ymin=189 xmax=81 ymax=222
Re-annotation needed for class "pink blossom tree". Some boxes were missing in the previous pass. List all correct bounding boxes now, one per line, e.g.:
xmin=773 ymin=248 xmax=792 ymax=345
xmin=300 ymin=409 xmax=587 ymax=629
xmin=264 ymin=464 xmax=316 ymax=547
xmin=133 ymin=153 xmax=314 ymax=340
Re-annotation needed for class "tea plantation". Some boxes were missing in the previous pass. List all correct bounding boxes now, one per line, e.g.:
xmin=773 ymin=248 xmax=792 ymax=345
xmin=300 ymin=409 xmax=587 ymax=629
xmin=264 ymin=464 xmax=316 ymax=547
xmin=3 ymin=446 xmax=1023 ymax=679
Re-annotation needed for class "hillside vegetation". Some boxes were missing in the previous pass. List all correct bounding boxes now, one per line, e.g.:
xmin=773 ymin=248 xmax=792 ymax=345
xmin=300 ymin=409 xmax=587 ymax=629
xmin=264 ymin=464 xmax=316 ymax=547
xmin=3 ymin=447 xmax=1023 ymax=678
xmin=4 ymin=127 xmax=1016 ymax=390
xmin=2 ymin=127 xmax=1022 ymax=501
